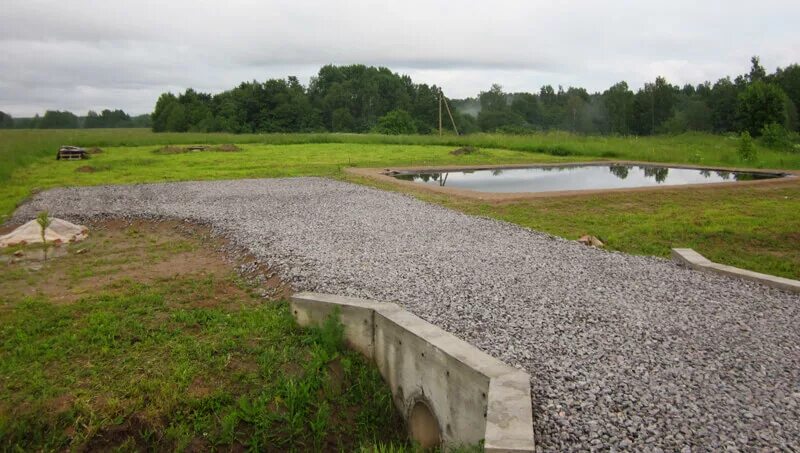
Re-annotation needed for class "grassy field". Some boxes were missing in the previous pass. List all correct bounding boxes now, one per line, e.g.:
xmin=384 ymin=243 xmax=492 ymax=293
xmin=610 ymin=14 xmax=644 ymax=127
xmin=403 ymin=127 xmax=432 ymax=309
xmin=2 ymin=128 xmax=799 ymax=279
xmin=485 ymin=186 xmax=800 ymax=278
xmin=4 ymin=128 xmax=800 ymax=183
xmin=0 ymin=220 xmax=405 ymax=450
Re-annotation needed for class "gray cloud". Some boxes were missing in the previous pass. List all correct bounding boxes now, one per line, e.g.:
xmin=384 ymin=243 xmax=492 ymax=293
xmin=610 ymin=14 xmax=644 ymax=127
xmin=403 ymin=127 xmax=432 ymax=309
xmin=1 ymin=0 xmax=798 ymax=116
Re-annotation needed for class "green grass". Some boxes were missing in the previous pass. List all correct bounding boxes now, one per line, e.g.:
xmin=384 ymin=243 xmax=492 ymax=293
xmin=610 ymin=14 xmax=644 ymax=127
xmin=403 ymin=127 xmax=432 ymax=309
xmin=0 ymin=223 xmax=405 ymax=450
xmin=0 ymin=291 xmax=401 ymax=450
xmin=447 ymin=185 xmax=800 ymax=279
xmin=4 ymin=128 xmax=800 ymax=184
xmin=2 ymin=128 xmax=799 ymax=278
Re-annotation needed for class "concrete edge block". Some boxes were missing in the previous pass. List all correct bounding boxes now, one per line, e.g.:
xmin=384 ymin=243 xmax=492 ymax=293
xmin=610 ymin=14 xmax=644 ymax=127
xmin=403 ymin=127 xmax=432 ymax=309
xmin=670 ymin=248 xmax=712 ymax=266
xmin=289 ymin=292 xmax=535 ymax=451
xmin=671 ymin=248 xmax=800 ymax=294
xmin=292 ymin=291 xmax=403 ymax=313
xmin=485 ymin=371 xmax=536 ymax=452
xmin=290 ymin=292 xmax=401 ymax=359
xmin=376 ymin=307 xmax=517 ymax=379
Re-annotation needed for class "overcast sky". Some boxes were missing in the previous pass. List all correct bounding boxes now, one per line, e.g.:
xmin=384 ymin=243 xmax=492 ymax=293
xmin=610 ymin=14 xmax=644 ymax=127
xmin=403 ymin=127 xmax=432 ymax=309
xmin=1 ymin=0 xmax=798 ymax=117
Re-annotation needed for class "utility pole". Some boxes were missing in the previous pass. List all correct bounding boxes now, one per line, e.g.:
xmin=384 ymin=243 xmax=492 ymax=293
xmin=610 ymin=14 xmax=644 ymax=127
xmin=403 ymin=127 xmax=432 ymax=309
xmin=651 ymin=88 xmax=655 ymax=134
xmin=441 ymin=89 xmax=459 ymax=136
xmin=572 ymin=107 xmax=577 ymax=132
xmin=438 ymin=92 xmax=443 ymax=136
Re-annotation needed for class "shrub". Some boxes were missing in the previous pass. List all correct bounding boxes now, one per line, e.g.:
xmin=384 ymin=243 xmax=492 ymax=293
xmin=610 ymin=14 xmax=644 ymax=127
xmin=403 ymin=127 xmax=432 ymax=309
xmin=536 ymin=145 xmax=573 ymax=156
xmin=495 ymin=124 xmax=537 ymax=135
xmin=760 ymin=123 xmax=792 ymax=150
xmin=373 ymin=110 xmax=416 ymax=135
xmin=737 ymin=81 xmax=789 ymax=136
xmin=738 ymin=131 xmax=757 ymax=162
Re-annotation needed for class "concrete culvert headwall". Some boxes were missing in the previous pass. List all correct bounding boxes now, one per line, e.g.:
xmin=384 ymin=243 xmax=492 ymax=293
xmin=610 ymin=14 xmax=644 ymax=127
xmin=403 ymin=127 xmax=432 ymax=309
xmin=290 ymin=292 xmax=535 ymax=452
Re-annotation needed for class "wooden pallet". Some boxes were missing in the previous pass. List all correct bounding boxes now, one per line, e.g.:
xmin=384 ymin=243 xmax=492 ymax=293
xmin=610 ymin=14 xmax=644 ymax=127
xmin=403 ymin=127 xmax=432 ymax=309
xmin=57 ymin=147 xmax=88 ymax=160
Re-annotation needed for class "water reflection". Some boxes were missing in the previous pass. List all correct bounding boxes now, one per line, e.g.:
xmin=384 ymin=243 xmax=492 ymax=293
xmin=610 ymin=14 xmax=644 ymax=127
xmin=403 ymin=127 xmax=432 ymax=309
xmin=609 ymin=165 xmax=631 ymax=180
xmin=643 ymin=166 xmax=669 ymax=183
xmin=394 ymin=164 xmax=782 ymax=193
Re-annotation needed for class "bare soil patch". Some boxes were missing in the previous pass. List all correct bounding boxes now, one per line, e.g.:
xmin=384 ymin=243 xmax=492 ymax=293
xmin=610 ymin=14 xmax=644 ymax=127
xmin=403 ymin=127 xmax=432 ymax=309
xmin=450 ymin=145 xmax=478 ymax=156
xmin=0 ymin=219 xmax=291 ymax=305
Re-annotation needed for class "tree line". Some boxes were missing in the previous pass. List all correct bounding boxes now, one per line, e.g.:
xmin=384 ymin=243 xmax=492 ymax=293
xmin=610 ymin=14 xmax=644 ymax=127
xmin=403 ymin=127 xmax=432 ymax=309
xmin=148 ymin=59 xmax=798 ymax=141
xmin=455 ymin=57 xmax=798 ymax=139
xmin=151 ymin=65 xmax=462 ymax=135
xmin=0 ymin=109 xmax=152 ymax=129
xmin=4 ymin=58 xmax=797 ymax=142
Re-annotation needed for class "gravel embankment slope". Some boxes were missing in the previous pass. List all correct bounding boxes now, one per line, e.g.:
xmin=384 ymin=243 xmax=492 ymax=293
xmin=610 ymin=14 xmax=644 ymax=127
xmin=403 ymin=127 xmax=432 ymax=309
xmin=12 ymin=178 xmax=800 ymax=451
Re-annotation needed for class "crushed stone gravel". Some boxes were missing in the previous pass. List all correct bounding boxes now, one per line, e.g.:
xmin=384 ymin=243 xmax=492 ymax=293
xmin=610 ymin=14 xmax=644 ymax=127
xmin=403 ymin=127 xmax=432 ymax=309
xmin=11 ymin=177 xmax=800 ymax=451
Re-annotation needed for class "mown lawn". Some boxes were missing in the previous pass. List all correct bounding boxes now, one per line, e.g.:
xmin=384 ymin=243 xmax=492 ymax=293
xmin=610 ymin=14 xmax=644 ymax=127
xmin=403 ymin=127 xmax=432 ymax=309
xmin=3 ymin=129 xmax=800 ymax=179
xmin=0 ymin=221 xmax=405 ymax=451
xmin=462 ymin=184 xmax=800 ymax=278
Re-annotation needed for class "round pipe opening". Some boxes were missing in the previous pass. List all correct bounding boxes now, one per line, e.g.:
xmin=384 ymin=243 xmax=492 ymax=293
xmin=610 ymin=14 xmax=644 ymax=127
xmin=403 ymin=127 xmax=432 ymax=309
xmin=408 ymin=400 xmax=441 ymax=448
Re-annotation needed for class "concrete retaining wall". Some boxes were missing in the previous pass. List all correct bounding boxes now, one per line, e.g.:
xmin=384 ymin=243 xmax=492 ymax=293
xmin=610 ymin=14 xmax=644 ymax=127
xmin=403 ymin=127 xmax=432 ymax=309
xmin=672 ymin=248 xmax=800 ymax=294
xmin=290 ymin=292 xmax=535 ymax=452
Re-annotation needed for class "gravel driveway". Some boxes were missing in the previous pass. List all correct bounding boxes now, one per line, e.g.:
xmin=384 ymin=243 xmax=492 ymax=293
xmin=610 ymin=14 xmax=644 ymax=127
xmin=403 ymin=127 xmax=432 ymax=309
xmin=12 ymin=178 xmax=800 ymax=451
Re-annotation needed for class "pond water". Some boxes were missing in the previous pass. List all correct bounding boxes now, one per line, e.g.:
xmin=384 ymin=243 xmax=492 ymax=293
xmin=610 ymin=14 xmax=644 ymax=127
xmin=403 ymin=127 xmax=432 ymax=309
xmin=393 ymin=165 xmax=784 ymax=193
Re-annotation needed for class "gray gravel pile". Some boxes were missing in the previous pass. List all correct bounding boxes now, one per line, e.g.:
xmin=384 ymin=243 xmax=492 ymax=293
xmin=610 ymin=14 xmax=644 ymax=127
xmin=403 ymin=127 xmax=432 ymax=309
xmin=12 ymin=178 xmax=800 ymax=451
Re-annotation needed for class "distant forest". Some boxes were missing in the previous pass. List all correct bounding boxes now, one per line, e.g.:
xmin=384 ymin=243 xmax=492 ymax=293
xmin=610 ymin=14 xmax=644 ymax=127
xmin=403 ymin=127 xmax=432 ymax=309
xmin=145 ymin=58 xmax=799 ymax=138
xmin=449 ymin=58 xmax=798 ymax=138
xmin=0 ymin=109 xmax=151 ymax=129
xmin=2 ymin=57 xmax=798 ymax=140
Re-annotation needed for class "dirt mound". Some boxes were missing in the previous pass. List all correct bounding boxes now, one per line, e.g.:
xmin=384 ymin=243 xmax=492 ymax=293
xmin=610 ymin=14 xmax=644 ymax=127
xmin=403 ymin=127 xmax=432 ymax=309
xmin=76 ymin=166 xmax=95 ymax=173
xmin=153 ymin=144 xmax=241 ymax=154
xmin=153 ymin=145 xmax=188 ymax=155
xmin=450 ymin=146 xmax=478 ymax=156
xmin=213 ymin=144 xmax=241 ymax=152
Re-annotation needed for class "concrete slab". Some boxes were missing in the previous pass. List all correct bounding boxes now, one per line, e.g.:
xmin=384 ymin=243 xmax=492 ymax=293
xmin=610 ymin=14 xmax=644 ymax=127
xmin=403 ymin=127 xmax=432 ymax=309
xmin=485 ymin=371 xmax=536 ymax=453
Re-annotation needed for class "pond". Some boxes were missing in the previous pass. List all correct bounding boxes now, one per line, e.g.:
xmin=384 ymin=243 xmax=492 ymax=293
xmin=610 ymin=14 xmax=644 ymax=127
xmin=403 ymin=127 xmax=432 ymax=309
xmin=393 ymin=164 xmax=785 ymax=193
